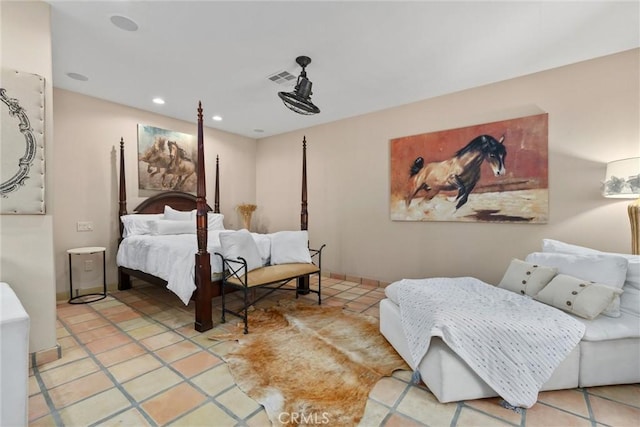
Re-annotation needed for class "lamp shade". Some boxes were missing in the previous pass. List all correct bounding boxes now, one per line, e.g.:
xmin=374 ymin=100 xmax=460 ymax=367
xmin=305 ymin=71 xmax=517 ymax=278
xmin=603 ymin=157 xmax=640 ymax=198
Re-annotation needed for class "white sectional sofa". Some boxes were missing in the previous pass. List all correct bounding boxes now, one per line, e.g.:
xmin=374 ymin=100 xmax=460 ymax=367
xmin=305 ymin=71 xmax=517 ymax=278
xmin=0 ymin=282 xmax=30 ymax=427
xmin=380 ymin=240 xmax=640 ymax=403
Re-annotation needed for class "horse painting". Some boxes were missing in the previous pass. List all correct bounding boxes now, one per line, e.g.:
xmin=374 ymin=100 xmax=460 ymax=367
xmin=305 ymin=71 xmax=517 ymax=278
xmin=138 ymin=137 xmax=172 ymax=188
xmin=406 ymin=134 xmax=506 ymax=209
xmin=167 ymin=140 xmax=196 ymax=190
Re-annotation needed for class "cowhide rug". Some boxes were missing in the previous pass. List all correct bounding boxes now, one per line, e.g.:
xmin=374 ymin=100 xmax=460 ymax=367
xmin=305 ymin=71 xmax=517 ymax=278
xmin=209 ymin=300 xmax=408 ymax=426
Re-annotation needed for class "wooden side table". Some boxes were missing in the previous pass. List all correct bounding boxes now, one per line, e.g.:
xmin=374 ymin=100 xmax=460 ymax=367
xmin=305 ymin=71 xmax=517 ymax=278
xmin=67 ymin=247 xmax=107 ymax=304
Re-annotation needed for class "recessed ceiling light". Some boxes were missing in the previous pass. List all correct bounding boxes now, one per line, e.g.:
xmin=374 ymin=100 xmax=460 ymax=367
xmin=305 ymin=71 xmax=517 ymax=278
xmin=212 ymin=115 xmax=222 ymax=121
xmin=66 ymin=72 xmax=88 ymax=81
xmin=253 ymin=129 xmax=264 ymax=133
xmin=152 ymin=98 xmax=165 ymax=105
xmin=110 ymin=15 xmax=139 ymax=32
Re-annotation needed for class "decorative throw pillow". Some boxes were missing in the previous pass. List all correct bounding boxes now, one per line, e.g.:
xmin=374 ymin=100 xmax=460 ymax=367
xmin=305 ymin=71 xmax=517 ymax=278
xmin=121 ymin=214 xmax=163 ymax=237
xmin=542 ymin=239 xmax=640 ymax=291
xmin=163 ymin=205 xmax=194 ymax=221
xmin=525 ymin=251 xmax=628 ymax=317
xmin=497 ymin=259 xmax=557 ymax=296
xmin=270 ymin=231 xmax=312 ymax=265
xmin=534 ymin=274 xmax=622 ymax=319
xmin=219 ymin=230 xmax=263 ymax=272
xmin=207 ymin=213 xmax=225 ymax=230
xmin=150 ymin=219 xmax=195 ymax=235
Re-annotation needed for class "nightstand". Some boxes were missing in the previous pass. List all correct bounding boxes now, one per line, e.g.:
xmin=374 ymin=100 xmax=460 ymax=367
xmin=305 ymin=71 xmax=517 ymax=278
xmin=67 ymin=247 xmax=107 ymax=304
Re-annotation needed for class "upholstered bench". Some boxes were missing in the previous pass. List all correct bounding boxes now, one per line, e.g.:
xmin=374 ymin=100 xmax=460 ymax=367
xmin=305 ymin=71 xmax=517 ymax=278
xmin=215 ymin=229 xmax=324 ymax=333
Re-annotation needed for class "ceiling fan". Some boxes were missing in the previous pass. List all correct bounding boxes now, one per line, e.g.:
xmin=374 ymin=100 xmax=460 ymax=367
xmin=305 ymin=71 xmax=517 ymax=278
xmin=278 ymin=56 xmax=320 ymax=115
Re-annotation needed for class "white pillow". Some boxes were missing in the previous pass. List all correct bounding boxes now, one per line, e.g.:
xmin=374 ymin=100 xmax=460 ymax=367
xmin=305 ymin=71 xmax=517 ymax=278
xmin=150 ymin=219 xmax=195 ymax=235
xmin=525 ymin=251 xmax=628 ymax=317
xmin=164 ymin=205 xmax=194 ymax=221
xmin=542 ymin=239 xmax=640 ymax=291
xmin=534 ymin=274 xmax=622 ymax=320
xmin=207 ymin=212 xmax=225 ymax=230
xmin=270 ymin=230 xmax=312 ymax=265
xmin=121 ymin=214 xmax=163 ymax=237
xmin=620 ymin=288 xmax=640 ymax=317
xmin=219 ymin=230 xmax=263 ymax=272
xmin=498 ymin=259 xmax=557 ymax=296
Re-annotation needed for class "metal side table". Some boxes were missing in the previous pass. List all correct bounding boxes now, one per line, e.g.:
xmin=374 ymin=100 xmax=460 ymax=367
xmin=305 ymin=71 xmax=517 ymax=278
xmin=67 ymin=247 xmax=107 ymax=304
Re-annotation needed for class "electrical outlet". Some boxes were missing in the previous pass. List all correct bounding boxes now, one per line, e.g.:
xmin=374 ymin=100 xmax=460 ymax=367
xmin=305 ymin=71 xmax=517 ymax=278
xmin=77 ymin=221 xmax=93 ymax=232
xmin=84 ymin=259 xmax=93 ymax=271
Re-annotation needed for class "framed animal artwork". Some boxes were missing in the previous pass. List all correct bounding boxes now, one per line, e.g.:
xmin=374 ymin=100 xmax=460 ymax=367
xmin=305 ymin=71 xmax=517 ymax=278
xmin=390 ymin=113 xmax=548 ymax=223
xmin=137 ymin=125 xmax=197 ymax=195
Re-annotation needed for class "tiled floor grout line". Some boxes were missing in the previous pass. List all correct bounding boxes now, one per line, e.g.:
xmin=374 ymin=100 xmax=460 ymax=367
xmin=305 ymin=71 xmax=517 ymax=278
xmin=103 ymin=292 xmax=249 ymax=425
xmin=458 ymin=402 xmax=522 ymax=427
xmin=55 ymin=308 xmax=160 ymax=427
xmin=31 ymin=362 xmax=65 ymax=426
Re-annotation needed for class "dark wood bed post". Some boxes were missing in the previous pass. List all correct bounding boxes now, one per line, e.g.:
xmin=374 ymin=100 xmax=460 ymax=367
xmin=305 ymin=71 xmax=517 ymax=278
xmin=118 ymin=137 xmax=132 ymax=290
xmin=298 ymin=136 xmax=310 ymax=293
xmin=194 ymin=102 xmax=213 ymax=331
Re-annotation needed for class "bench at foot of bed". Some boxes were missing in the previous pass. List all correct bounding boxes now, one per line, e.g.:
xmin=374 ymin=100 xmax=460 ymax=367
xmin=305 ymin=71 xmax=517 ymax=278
xmin=216 ymin=245 xmax=325 ymax=334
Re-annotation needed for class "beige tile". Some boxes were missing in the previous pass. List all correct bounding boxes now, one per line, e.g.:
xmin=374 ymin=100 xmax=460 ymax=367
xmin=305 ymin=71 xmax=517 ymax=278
xmin=384 ymin=412 xmax=425 ymax=427
xmin=246 ymin=408 xmax=271 ymax=427
xmin=537 ymin=389 xmax=590 ymax=418
xmin=128 ymin=323 xmax=169 ymax=340
xmin=85 ymin=332 xmax=133 ymax=354
xmin=123 ymin=366 xmax=183 ymax=401
xmin=75 ymin=324 xmax=120 ymax=344
xmin=28 ymin=393 xmax=50 ymax=422
xmin=525 ymin=402 xmax=592 ymax=427
xmin=369 ymin=376 xmax=408 ymax=407
xmin=29 ymin=375 xmax=41 ymax=396
xmin=358 ymin=399 xmax=390 ymax=426
xmin=169 ymin=402 xmax=239 ymax=426
xmin=171 ymin=351 xmax=222 ymax=378
xmin=141 ymin=383 xmax=207 ymax=425
xmin=95 ymin=408 xmax=152 ymax=427
xmin=109 ymin=353 xmax=163 ymax=383
xmin=37 ymin=346 xmax=88 ymax=372
xmin=465 ymin=397 xmax=524 ymax=425
xmin=59 ymin=388 xmax=131 ymax=426
xmin=155 ymin=340 xmax=201 ymax=363
xmin=589 ymin=395 xmax=640 ymax=427
xmin=49 ymin=370 xmax=115 ymax=409
xmin=216 ymin=386 xmax=260 ymax=419
xmin=457 ymin=406 xmax=514 ymax=426
xmin=587 ymin=385 xmax=640 ymax=408
xmin=191 ymin=364 xmax=236 ymax=397
xmin=29 ymin=414 xmax=57 ymax=427
xmin=40 ymin=358 xmax=100 ymax=389
xmin=64 ymin=311 xmax=100 ymax=325
xmin=140 ymin=330 xmax=184 ymax=351
xmin=117 ymin=316 xmax=154 ymax=332
xmin=396 ymin=385 xmax=457 ymax=425
xmin=95 ymin=342 xmax=147 ymax=367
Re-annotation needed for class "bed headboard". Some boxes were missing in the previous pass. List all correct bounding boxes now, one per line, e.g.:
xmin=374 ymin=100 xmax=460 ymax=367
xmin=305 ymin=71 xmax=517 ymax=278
xmin=133 ymin=191 xmax=213 ymax=214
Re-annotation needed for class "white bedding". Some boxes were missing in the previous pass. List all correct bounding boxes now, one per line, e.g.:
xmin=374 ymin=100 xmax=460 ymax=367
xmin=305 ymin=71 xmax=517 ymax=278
xmin=117 ymin=231 xmax=271 ymax=305
xmin=388 ymin=277 xmax=586 ymax=408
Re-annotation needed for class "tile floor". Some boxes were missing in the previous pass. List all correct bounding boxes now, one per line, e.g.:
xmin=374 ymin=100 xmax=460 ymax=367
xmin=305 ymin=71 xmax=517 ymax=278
xmin=29 ymin=278 xmax=640 ymax=426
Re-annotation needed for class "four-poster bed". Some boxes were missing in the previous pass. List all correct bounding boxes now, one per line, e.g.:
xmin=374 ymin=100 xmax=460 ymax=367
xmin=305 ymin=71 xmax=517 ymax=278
xmin=117 ymin=102 xmax=313 ymax=332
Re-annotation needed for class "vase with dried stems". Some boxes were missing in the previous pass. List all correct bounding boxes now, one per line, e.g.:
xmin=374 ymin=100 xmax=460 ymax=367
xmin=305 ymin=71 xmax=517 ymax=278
xmin=237 ymin=203 xmax=257 ymax=231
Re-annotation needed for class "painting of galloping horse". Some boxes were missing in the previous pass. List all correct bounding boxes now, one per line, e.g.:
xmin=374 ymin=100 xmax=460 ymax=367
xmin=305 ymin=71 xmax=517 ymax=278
xmin=137 ymin=125 xmax=198 ymax=194
xmin=390 ymin=113 xmax=548 ymax=223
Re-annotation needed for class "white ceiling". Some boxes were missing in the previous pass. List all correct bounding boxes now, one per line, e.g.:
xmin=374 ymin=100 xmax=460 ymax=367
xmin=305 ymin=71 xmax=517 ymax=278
xmin=49 ymin=1 xmax=639 ymax=139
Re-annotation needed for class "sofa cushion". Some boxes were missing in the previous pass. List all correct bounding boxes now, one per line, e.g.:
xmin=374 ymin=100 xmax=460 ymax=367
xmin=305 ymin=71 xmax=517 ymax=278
xmin=525 ymin=251 xmax=628 ymax=317
xmin=498 ymin=259 xmax=557 ymax=296
xmin=534 ymin=274 xmax=622 ymax=320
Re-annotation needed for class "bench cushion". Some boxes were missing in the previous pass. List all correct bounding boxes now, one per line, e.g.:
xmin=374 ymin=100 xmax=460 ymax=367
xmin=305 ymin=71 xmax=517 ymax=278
xmin=227 ymin=263 xmax=319 ymax=287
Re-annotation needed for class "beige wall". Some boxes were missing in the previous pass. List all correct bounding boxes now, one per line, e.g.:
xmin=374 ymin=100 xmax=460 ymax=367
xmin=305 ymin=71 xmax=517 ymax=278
xmin=0 ymin=1 xmax=57 ymax=352
xmin=52 ymin=89 xmax=258 ymax=295
xmin=256 ymin=49 xmax=640 ymax=285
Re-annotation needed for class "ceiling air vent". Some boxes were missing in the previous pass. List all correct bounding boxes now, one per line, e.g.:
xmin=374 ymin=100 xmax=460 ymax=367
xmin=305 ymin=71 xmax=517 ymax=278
xmin=267 ymin=70 xmax=297 ymax=86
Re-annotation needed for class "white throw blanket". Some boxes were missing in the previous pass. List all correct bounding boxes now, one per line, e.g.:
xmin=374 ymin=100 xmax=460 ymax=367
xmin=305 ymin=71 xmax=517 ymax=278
xmin=394 ymin=277 xmax=585 ymax=408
